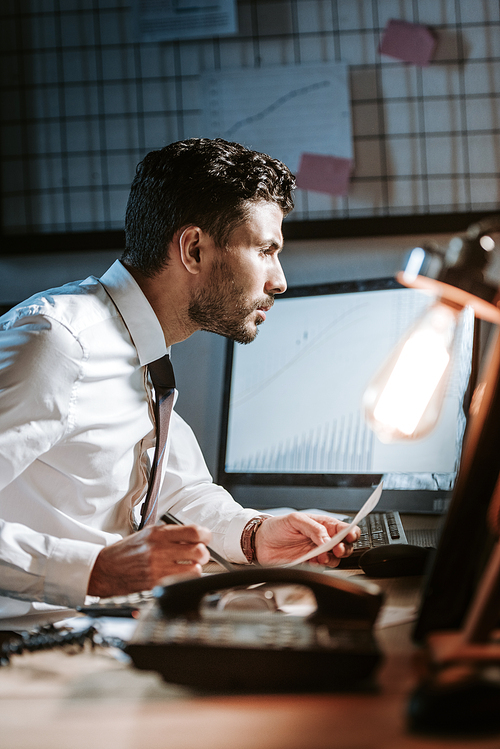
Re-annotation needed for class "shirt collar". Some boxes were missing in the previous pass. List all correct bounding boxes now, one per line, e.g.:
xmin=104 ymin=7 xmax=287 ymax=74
xmin=99 ymin=260 xmax=168 ymax=366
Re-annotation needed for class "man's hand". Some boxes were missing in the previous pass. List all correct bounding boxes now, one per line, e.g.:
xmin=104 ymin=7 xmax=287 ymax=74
xmin=254 ymin=513 xmax=360 ymax=568
xmin=87 ymin=523 xmax=211 ymax=598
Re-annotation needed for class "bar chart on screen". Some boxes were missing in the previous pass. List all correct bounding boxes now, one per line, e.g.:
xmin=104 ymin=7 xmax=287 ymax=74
xmin=228 ymin=410 xmax=374 ymax=474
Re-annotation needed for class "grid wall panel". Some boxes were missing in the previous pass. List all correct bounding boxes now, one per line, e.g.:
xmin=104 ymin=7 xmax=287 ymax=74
xmin=1 ymin=0 xmax=499 ymax=235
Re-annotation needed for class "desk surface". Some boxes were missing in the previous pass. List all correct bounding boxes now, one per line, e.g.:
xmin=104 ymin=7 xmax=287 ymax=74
xmin=1 ymin=518 xmax=498 ymax=749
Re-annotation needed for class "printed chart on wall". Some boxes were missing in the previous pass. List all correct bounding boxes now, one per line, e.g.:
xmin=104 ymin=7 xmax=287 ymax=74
xmin=201 ymin=63 xmax=353 ymax=180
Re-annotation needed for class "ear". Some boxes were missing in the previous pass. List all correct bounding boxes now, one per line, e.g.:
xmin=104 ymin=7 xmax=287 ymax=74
xmin=177 ymin=226 xmax=206 ymax=275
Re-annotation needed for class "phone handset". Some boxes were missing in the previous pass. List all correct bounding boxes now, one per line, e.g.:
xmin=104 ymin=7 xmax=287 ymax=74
xmin=157 ymin=565 xmax=383 ymax=624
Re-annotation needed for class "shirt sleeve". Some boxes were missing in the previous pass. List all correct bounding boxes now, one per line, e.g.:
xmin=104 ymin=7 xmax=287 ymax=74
xmin=0 ymin=314 xmax=105 ymax=608
xmin=0 ymin=313 xmax=83 ymax=488
xmin=0 ymin=520 xmax=102 ymax=608
xmin=158 ymin=411 xmax=259 ymax=564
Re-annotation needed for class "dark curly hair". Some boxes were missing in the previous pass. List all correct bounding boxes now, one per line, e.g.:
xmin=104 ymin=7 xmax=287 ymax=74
xmin=122 ymin=138 xmax=295 ymax=277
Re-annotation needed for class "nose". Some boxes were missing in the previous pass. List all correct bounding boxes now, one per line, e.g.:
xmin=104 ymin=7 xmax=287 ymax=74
xmin=265 ymin=256 xmax=287 ymax=295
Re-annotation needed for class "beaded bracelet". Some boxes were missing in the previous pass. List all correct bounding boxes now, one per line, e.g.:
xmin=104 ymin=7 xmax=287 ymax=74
xmin=240 ymin=516 xmax=267 ymax=563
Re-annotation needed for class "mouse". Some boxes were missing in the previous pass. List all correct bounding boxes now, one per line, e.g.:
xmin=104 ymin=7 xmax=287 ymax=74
xmin=359 ymin=543 xmax=432 ymax=577
xmin=408 ymin=667 xmax=500 ymax=735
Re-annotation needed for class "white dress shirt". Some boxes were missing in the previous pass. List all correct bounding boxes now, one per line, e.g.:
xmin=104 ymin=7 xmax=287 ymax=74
xmin=0 ymin=260 xmax=257 ymax=628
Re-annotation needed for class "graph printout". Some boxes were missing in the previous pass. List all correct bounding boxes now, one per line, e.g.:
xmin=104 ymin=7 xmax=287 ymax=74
xmin=201 ymin=63 xmax=353 ymax=174
xmin=224 ymin=287 xmax=473 ymax=486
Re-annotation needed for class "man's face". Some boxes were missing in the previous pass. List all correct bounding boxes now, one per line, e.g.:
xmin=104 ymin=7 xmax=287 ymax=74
xmin=188 ymin=201 xmax=287 ymax=344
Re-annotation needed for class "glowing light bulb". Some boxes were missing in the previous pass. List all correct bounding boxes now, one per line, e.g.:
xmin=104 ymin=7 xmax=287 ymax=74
xmin=363 ymin=301 xmax=461 ymax=443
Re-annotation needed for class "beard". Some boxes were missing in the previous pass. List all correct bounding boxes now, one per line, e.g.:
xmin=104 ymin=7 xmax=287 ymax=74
xmin=188 ymin=258 xmax=274 ymax=344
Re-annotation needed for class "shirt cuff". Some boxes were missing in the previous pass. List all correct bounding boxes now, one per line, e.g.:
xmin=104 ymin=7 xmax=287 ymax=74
xmin=44 ymin=538 xmax=103 ymax=608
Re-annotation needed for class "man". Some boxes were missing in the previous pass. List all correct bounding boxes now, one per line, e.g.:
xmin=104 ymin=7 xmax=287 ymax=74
xmin=0 ymin=138 xmax=358 ymax=629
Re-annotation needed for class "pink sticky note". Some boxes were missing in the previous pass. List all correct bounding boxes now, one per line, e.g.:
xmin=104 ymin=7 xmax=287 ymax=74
xmin=296 ymin=153 xmax=353 ymax=196
xmin=378 ymin=18 xmax=436 ymax=67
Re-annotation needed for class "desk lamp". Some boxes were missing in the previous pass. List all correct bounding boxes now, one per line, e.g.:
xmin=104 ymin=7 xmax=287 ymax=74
xmin=363 ymin=216 xmax=500 ymax=443
xmin=362 ymin=215 xmax=500 ymax=734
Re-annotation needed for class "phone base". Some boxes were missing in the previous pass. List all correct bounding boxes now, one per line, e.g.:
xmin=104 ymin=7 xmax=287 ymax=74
xmin=126 ymin=603 xmax=382 ymax=692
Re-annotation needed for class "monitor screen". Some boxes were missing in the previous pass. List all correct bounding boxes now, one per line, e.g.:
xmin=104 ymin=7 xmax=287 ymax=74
xmin=217 ymin=278 xmax=475 ymax=514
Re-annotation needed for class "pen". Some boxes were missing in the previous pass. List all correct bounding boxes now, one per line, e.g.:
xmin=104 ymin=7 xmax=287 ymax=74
xmin=160 ymin=511 xmax=234 ymax=572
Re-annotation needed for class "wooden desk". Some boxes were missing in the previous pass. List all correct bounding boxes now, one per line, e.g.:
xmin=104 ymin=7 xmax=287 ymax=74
xmin=1 ymin=570 xmax=499 ymax=749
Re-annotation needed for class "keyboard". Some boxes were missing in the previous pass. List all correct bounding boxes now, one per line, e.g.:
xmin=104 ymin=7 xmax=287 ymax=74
xmin=339 ymin=510 xmax=438 ymax=568
xmin=355 ymin=511 xmax=408 ymax=552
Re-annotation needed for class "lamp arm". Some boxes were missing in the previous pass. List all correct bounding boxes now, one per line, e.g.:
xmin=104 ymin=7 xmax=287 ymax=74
xmin=462 ymin=536 xmax=500 ymax=643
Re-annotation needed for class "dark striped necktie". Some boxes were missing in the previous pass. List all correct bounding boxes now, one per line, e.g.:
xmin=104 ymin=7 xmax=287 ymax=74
xmin=139 ymin=354 xmax=176 ymax=529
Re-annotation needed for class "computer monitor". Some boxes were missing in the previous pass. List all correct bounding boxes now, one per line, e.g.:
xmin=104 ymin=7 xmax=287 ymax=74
xmin=217 ymin=277 xmax=475 ymax=515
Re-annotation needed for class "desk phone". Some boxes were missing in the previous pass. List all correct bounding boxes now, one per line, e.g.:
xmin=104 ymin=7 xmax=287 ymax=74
xmin=126 ymin=566 xmax=384 ymax=692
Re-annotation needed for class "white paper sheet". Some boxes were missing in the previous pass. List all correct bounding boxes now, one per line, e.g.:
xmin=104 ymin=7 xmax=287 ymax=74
xmin=131 ymin=0 xmax=237 ymax=42
xmin=286 ymin=482 xmax=383 ymax=566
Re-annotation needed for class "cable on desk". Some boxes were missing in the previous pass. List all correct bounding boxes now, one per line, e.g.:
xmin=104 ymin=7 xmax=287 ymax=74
xmin=0 ymin=623 xmax=126 ymax=667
